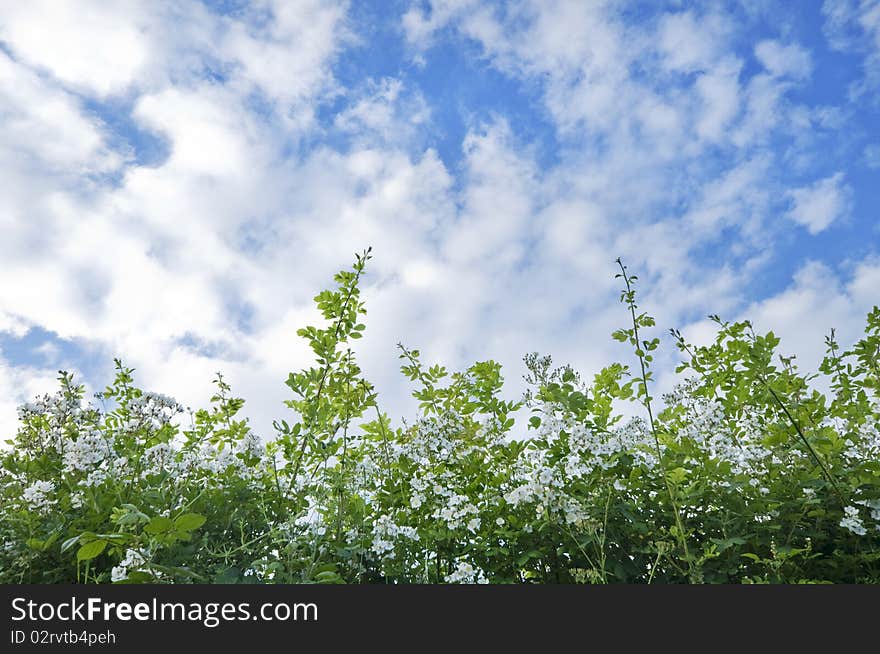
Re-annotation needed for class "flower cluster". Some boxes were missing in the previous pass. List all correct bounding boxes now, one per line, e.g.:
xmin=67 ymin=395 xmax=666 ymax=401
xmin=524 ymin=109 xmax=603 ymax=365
xmin=370 ymin=515 xmax=419 ymax=559
xmin=444 ymin=561 xmax=488 ymax=584
xmin=111 ymin=549 xmax=147 ymax=582
xmin=22 ymin=480 xmax=56 ymax=514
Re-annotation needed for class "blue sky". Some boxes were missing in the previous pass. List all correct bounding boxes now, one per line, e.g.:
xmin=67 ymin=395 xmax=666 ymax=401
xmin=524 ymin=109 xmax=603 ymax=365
xmin=1 ymin=0 xmax=878 ymax=438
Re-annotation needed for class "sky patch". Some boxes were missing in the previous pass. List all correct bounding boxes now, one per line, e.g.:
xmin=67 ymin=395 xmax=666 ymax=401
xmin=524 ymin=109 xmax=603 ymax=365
xmin=1 ymin=0 xmax=878 ymax=438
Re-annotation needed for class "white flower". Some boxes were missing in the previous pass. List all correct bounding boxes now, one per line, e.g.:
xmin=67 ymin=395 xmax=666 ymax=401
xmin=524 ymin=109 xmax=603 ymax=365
xmin=294 ymin=497 xmax=327 ymax=537
xmin=80 ymin=468 xmax=109 ymax=488
xmin=236 ymin=432 xmax=264 ymax=459
xmin=62 ymin=429 xmax=113 ymax=472
xmin=855 ymin=498 xmax=880 ymax=522
xmin=22 ymin=480 xmax=56 ymax=514
xmin=111 ymin=549 xmax=147 ymax=582
xmin=370 ymin=515 xmax=419 ymax=560
xmin=538 ymin=467 xmax=553 ymax=485
xmin=70 ymin=492 xmax=85 ymax=509
xmin=840 ymin=505 xmax=867 ymax=536
xmin=444 ymin=561 xmax=488 ymax=584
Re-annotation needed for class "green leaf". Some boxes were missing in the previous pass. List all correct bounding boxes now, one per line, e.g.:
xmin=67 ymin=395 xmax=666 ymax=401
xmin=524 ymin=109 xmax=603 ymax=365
xmin=144 ymin=516 xmax=174 ymax=535
xmin=174 ymin=513 xmax=207 ymax=532
xmin=315 ymin=570 xmax=344 ymax=584
xmin=76 ymin=539 xmax=107 ymax=561
xmin=710 ymin=536 xmax=747 ymax=553
xmin=666 ymin=467 xmax=688 ymax=484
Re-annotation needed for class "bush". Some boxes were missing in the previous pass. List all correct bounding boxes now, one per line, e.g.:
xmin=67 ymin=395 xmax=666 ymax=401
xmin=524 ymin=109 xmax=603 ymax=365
xmin=2 ymin=250 xmax=878 ymax=584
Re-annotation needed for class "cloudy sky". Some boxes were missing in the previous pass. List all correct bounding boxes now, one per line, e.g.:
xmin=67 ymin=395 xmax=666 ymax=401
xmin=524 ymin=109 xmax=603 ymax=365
xmin=1 ymin=0 xmax=878 ymax=439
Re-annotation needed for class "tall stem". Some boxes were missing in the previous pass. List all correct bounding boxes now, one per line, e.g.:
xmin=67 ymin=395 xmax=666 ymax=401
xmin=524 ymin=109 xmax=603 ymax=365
xmin=616 ymin=258 xmax=694 ymax=581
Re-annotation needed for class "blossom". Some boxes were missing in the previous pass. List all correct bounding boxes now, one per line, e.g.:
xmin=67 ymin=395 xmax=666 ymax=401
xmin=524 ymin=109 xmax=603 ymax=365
xmin=444 ymin=562 xmax=488 ymax=584
xmin=370 ymin=515 xmax=419 ymax=559
xmin=294 ymin=496 xmax=328 ymax=538
xmin=236 ymin=432 xmax=265 ymax=459
xmin=22 ymin=480 xmax=56 ymax=514
xmin=62 ymin=428 xmax=114 ymax=472
xmin=111 ymin=549 xmax=147 ymax=582
xmin=840 ymin=505 xmax=867 ymax=536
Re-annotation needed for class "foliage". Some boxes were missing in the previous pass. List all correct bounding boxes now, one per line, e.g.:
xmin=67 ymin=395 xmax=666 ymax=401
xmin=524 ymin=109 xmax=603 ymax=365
xmin=2 ymin=251 xmax=879 ymax=584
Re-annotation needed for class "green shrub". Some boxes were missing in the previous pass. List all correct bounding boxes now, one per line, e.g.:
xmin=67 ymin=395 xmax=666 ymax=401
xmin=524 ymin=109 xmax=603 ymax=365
xmin=2 ymin=250 xmax=878 ymax=583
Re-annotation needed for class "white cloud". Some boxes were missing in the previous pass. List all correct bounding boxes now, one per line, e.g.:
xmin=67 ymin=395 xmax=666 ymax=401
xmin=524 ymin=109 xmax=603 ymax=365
xmin=786 ymin=173 xmax=853 ymax=234
xmin=133 ymin=87 xmax=257 ymax=178
xmin=402 ymin=0 xmax=480 ymax=48
xmin=0 ymin=313 xmax=29 ymax=338
xmin=658 ymin=10 xmax=730 ymax=73
xmin=755 ymin=40 xmax=813 ymax=80
xmin=823 ymin=0 xmax=880 ymax=51
xmin=334 ymin=78 xmax=431 ymax=146
xmin=222 ymin=0 xmax=349 ymax=116
xmin=695 ymin=57 xmax=743 ymax=142
xmin=0 ymin=51 xmax=123 ymax=174
xmin=823 ymin=0 xmax=880 ymax=95
xmin=0 ymin=0 xmax=151 ymax=97
xmin=683 ymin=155 xmax=774 ymax=241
